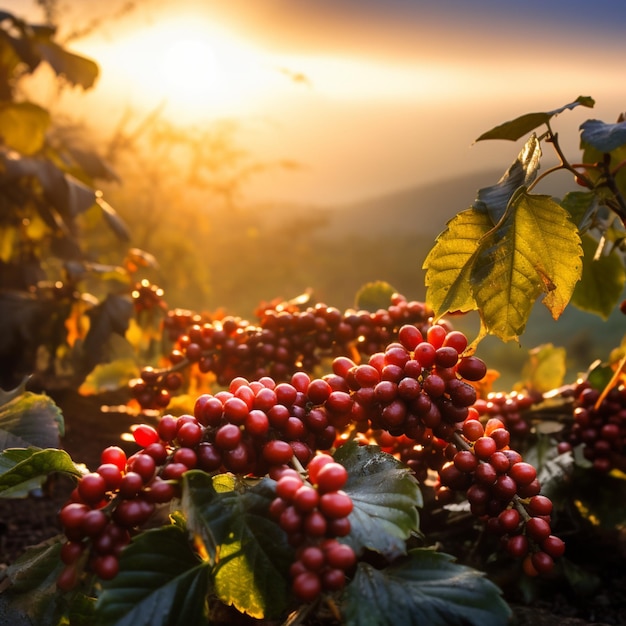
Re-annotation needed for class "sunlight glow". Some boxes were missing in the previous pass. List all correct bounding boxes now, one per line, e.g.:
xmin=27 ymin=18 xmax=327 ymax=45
xmin=85 ymin=17 xmax=272 ymax=121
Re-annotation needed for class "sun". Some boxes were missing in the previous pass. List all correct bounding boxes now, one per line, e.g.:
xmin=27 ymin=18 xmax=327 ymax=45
xmin=160 ymin=38 xmax=221 ymax=102
xmin=85 ymin=16 xmax=273 ymax=122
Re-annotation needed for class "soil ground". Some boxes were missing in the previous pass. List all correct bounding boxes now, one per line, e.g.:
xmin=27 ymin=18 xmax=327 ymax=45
xmin=1 ymin=389 xmax=625 ymax=625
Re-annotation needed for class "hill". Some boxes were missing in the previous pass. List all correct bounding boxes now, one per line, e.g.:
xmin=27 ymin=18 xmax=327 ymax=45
xmin=311 ymin=169 xmax=503 ymax=239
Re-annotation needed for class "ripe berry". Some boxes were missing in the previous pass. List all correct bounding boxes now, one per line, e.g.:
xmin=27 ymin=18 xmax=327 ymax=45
xmin=77 ymin=473 xmax=107 ymax=504
xmin=319 ymin=491 xmax=353 ymax=518
xmin=307 ymin=454 xmax=334 ymax=484
xmin=132 ymin=424 xmax=159 ymax=448
xmin=526 ymin=517 xmax=551 ymax=542
xmin=263 ymin=440 xmax=294 ymax=466
xmin=176 ymin=421 xmax=203 ymax=447
xmin=315 ymin=462 xmax=348 ymax=493
xmin=101 ymin=446 xmax=127 ymax=472
xmin=292 ymin=571 xmax=321 ymax=602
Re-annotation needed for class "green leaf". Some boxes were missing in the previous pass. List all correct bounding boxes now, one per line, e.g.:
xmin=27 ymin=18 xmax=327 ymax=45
xmin=580 ymin=118 xmax=626 ymax=153
xmin=0 ymin=392 xmax=64 ymax=450
xmin=423 ymin=209 xmax=492 ymax=319
xmin=355 ymin=281 xmax=397 ymax=312
xmin=343 ymin=548 xmax=511 ymax=626
xmin=581 ymin=143 xmax=626 ymax=200
xmin=520 ymin=344 xmax=567 ymax=394
xmin=571 ymin=233 xmax=625 ymax=319
xmin=182 ymin=472 xmax=292 ymax=619
xmin=470 ymin=189 xmax=582 ymax=341
xmin=473 ymin=134 xmax=542 ymax=224
xmin=569 ymin=467 xmax=626 ymax=529
xmin=95 ymin=525 xmax=210 ymax=626
xmin=0 ymin=101 xmax=50 ymax=155
xmin=475 ymin=96 xmax=594 ymax=142
xmin=0 ymin=448 xmax=83 ymax=497
xmin=0 ymin=538 xmax=66 ymax=626
xmin=334 ymin=442 xmax=422 ymax=559
xmin=587 ymin=361 xmax=615 ymax=391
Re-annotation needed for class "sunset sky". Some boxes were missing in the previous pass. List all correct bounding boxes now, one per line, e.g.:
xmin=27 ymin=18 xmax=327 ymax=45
xmin=9 ymin=0 xmax=626 ymax=204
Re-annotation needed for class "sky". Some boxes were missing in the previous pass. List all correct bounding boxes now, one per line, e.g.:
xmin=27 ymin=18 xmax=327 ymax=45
xmin=7 ymin=0 xmax=626 ymax=205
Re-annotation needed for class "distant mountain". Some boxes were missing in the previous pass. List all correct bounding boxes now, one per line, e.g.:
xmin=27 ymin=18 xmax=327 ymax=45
xmin=309 ymin=167 xmax=575 ymax=240
xmin=312 ymin=169 xmax=502 ymax=239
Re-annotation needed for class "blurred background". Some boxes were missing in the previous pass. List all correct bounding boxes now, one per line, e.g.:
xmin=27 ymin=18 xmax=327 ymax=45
xmin=4 ymin=0 xmax=626 ymax=387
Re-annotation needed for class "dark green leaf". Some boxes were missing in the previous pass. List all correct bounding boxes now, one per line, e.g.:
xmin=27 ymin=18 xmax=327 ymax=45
xmin=355 ymin=281 xmax=397 ymax=312
xmin=475 ymin=96 xmax=594 ymax=142
xmin=82 ymin=294 xmax=134 ymax=375
xmin=0 ymin=392 xmax=64 ymax=450
xmin=334 ymin=442 xmax=422 ymax=559
xmin=97 ymin=195 xmax=131 ymax=241
xmin=95 ymin=525 xmax=210 ymax=626
xmin=343 ymin=549 xmax=511 ymax=626
xmin=0 ymin=448 xmax=82 ymax=497
xmin=0 ymin=377 xmax=30 ymax=406
xmin=0 ymin=538 xmax=65 ymax=626
xmin=65 ymin=174 xmax=96 ymax=216
xmin=571 ymin=233 xmax=625 ymax=319
xmin=182 ymin=472 xmax=292 ymax=619
xmin=580 ymin=118 xmax=626 ymax=153
xmin=568 ymin=467 xmax=626 ymax=529
xmin=560 ymin=191 xmax=597 ymax=230
xmin=473 ymin=134 xmax=542 ymax=224
xmin=35 ymin=41 xmax=99 ymax=90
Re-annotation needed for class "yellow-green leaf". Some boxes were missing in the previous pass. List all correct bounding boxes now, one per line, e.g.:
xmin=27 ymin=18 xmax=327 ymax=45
xmin=78 ymin=358 xmax=139 ymax=396
xmin=521 ymin=344 xmax=567 ymax=394
xmin=470 ymin=189 xmax=582 ymax=341
xmin=0 ymin=225 xmax=16 ymax=262
xmin=571 ymin=233 xmax=626 ymax=319
xmin=423 ymin=209 xmax=492 ymax=319
xmin=356 ymin=281 xmax=397 ymax=311
xmin=0 ymin=101 xmax=50 ymax=155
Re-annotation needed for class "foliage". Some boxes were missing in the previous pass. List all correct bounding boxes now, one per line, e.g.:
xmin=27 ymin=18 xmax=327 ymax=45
xmin=0 ymin=9 xmax=626 ymax=624
xmin=424 ymin=95 xmax=626 ymax=344
xmin=0 ymin=9 xmax=157 ymax=390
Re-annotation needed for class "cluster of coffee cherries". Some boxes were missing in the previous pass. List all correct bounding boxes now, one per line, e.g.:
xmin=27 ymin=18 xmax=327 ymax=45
xmin=270 ymin=455 xmax=356 ymax=602
xmin=323 ymin=324 xmax=563 ymax=575
xmin=565 ymin=379 xmax=626 ymax=473
xmin=58 ymin=319 xmax=564 ymax=591
xmin=473 ymin=389 xmax=541 ymax=441
xmin=130 ymin=279 xmax=167 ymax=315
xmin=436 ymin=414 xmax=565 ymax=575
xmin=56 ymin=443 xmax=168 ymax=591
xmin=131 ymin=293 xmax=436 ymax=410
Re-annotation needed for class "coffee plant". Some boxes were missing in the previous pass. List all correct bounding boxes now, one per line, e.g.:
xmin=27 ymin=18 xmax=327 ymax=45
xmin=0 ymin=9 xmax=162 ymax=392
xmin=1 ymin=18 xmax=626 ymax=624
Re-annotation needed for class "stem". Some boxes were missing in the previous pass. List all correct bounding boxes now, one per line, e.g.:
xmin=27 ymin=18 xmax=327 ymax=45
xmin=281 ymin=601 xmax=319 ymax=626
xmin=594 ymin=352 xmax=626 ymax=410
xmin=290 ymin=453 xmax=307 ymax=477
